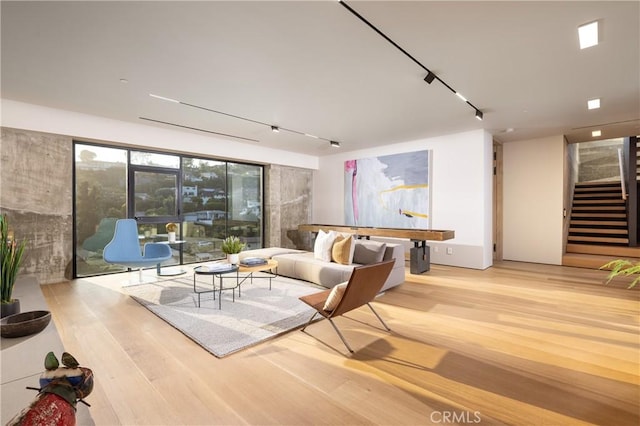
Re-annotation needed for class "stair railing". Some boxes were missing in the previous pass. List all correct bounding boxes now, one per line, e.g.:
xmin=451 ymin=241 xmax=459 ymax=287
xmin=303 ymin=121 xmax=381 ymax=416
xmin=618 ymin=148 xmax=627 ymax=200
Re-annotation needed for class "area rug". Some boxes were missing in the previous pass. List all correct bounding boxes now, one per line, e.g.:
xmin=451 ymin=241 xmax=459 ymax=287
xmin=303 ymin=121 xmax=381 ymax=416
xmin=124 ymin=274 xmax=323 ymax=357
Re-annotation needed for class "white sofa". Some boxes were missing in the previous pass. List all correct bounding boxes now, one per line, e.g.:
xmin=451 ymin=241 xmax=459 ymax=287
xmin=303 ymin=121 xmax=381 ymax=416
xmin=239 ymin=240 xmax=405 ymax=292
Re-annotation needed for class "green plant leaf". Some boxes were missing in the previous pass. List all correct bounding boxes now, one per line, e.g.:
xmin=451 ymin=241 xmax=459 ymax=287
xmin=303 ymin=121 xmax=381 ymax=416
xmin=601 ymin=259 xmax=640 ymax=289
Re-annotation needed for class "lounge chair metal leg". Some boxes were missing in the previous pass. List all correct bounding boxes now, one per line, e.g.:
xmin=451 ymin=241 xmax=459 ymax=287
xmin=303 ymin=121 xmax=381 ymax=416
xmin=328 ymin=318 xmax=354 ymax=353
xmin=301 ymin=312 xmax=319 ymax=331
xmin=367 ymin=303 xmax=390 ymax=331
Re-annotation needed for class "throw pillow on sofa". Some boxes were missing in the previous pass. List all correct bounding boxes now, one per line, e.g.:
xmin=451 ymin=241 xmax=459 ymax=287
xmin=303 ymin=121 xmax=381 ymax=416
xmin=323 ymin=281 xmax=348 ymax=311
xmin=314 ymin=229 xmax=338 ymax=262
xmin=331 ymin=234 xmax=355 ymax=265
xmin=353 ymin=240 xmax=387 ymax=264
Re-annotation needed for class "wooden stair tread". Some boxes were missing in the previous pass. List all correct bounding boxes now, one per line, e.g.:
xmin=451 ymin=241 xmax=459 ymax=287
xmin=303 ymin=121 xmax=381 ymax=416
xmin=568 ymin=236 xmax=629 ymax=244
xmin=571 ymin=206 xmax=625 ymax=211
xmin=561 ymin=253 xmax=623 ymax=269
xmin=570 ymin=220 xmax=628 ymax=226
xmin=569 ymin=228 xmax=628 ymax=235
xmin=572 ymin=199 xmax=625 ymax=204
xmin=566 ymin=244 xmax=640 ymax=257
xmin=570 ymin=212 xmax=626 ymax=218
xmin=574 ymin=193 xmax=623 ymax=198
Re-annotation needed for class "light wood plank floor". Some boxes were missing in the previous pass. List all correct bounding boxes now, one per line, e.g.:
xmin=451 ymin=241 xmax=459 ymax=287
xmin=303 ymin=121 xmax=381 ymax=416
xmin=41 ymin=261 xmax=639 ymax=425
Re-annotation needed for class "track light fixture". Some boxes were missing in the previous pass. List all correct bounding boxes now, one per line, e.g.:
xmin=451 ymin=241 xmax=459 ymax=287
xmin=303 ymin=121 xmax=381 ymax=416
xmin=150 ymin=94 xmax=341 ymax=146
xmin=424 ymin=71 xmax=436 ymax=84
xmin=340 ymin=1 xmax=484 ymax=122
xmin=330 ymin=141 xmax=340 ymax=148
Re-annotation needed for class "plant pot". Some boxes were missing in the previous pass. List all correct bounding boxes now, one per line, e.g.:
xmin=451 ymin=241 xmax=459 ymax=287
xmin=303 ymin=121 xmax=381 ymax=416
xmin=228 ymin=253 xmax=239 ymax=265
xmin=168 ymin=232 xmax=176 ymax=243
xmin=1 ymin=299 xmax=20 ymax=319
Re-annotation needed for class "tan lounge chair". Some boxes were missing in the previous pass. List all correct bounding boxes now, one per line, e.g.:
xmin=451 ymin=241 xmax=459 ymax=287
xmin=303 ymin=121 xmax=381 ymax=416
xmin=299 ymin=259 xmax=395 ymax=353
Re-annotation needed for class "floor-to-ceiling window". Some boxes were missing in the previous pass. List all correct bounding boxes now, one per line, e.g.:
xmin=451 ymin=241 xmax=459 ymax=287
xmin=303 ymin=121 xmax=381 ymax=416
xmin=227 ymin=162 xmax=263 ymax=250
xmin=75 ymin=144 xmax=128 ymax=276
xmin=74 ymin=142 xmax=263 ymax=277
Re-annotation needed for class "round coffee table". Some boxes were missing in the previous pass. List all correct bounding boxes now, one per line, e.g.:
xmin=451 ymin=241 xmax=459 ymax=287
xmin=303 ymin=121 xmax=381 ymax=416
xmin=193 ymin=263 xmax=239 ymax=309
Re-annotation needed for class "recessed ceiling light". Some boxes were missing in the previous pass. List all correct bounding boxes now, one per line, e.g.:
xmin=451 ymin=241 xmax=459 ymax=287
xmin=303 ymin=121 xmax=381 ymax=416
xmin=578 ymin=21 xmax=599 ymax=49
xmin=119 ymin=78 xmax=128 ymax=84
xmin=587 ymin=98 xmax=601 ymax=109
xmin=592 ymin=130 xmax=602 ymax=137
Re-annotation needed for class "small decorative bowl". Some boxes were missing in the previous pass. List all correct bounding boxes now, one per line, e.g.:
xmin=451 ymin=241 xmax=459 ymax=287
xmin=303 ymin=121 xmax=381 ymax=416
xmin=1 ymin=310 xmax=52 ymax=338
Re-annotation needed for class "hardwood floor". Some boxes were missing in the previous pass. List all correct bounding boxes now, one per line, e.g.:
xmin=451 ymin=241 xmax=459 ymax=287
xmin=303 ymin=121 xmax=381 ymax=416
xmin=41 ymin=261 xmax=639 ymax=425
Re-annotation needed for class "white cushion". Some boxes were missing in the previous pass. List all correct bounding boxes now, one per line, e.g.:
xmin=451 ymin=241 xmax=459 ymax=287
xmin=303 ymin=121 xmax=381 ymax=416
xmin=313 ymin=230 xmax=338 ymax=262
xmin=323 ymin=282 xmax=348 ymax=311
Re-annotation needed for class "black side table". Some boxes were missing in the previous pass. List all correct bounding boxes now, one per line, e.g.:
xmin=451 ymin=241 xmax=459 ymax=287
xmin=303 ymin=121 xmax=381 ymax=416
xmin=193 ymin=264 xmax=239 ymax=309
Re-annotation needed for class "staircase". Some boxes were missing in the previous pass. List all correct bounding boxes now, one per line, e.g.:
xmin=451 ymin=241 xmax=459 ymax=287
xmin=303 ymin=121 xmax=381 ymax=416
xmin=563 ymin=138 xmax=640 ymax=268
xmin=564 ymin=181 xmax=640 ymax=268
xmin=568 ymin=181 xmax=628 ymax=246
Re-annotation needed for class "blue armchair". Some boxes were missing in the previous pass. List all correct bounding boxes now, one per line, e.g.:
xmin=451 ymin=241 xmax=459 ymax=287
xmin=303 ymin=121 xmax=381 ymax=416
xmin=103 ymin=219 xmax=173 ymax=280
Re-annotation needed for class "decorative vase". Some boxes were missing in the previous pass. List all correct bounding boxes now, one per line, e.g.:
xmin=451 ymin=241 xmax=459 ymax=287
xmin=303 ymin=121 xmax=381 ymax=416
xmin=168 ymin=232 xmax=176 ymax=243
xmin=1 ymin=299 xmax=21 ymax=319
xmin=228 ymin=253 xmax=239 ymax=265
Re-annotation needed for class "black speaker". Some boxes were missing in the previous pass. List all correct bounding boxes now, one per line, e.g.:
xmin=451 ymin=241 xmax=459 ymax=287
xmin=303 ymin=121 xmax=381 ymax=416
xmin=410 ymin=243 xmax=430 ymax=274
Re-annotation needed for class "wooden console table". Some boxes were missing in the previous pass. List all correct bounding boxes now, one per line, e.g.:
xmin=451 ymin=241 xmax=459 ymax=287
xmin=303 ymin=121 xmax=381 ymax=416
xmin=298 ymin=224 xmax=455 ymax=274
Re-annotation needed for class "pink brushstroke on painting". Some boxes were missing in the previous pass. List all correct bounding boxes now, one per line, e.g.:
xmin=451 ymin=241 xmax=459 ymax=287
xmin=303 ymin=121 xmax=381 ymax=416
xmin=345 ymin=160 xmax=358 ymax=224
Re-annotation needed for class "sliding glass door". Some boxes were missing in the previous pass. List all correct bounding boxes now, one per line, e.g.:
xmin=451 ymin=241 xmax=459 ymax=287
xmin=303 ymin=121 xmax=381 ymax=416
xmin=74 ymin=143 xmax=264 ymax=277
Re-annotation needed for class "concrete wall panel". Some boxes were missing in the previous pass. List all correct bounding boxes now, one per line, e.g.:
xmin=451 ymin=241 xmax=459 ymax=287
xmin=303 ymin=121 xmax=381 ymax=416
xmin=1 ymin=127 xmax=73 ymax=284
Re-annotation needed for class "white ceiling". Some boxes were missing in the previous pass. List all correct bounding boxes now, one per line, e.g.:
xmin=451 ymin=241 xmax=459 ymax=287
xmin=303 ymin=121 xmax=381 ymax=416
xmin=2 ymin=1 xmax=639 ymax=156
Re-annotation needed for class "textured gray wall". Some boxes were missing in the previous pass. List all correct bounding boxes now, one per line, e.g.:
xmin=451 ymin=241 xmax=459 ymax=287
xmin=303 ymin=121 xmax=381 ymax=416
xmin=265 ymin=164 xmax=313 ymax=250
xmin=1 ymin=126 xmax=313 ymax=283
xmin=1 ymin=127 xmax=73 ymax=284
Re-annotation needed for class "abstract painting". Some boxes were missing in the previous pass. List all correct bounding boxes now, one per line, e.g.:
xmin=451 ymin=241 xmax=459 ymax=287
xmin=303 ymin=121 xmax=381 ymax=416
xmin=344 ymin=150 xmax=430 ymax=229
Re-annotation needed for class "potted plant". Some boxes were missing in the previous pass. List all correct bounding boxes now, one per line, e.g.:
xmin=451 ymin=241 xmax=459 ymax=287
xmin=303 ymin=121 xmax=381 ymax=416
xmin=221 ymin=236 xmax=245 ymax=265
xmin=166 ymin=222 xmax=178 ymax=242
xmin=601 ymin=259 xmax=640 ymax=289
xmin=1 ymin=214 xmax=26 ymax=318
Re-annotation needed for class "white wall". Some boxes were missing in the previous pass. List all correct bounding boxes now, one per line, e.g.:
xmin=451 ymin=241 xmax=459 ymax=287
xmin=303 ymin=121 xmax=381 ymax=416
xmin=314 ymin=129 xmax=494 ymax=269
xmin=503 ymin=135 xmax=565 ymax=264
xmin=0 ymin=99 xmax=319 ymax=170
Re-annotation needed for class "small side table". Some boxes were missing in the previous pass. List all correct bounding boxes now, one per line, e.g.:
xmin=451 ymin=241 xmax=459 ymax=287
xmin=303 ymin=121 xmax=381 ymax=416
xmin=238 ymin=259 xmax=279 ymax=290
xmin=156 ymin=240 xmax=187 ymax=276
xmin=193 ymin=264 xmax=239 ymax=309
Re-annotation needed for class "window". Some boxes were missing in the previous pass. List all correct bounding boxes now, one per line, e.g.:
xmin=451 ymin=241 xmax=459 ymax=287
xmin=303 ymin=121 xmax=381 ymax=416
xmin=74 ymin=143 xmax=264 ymax=277
xmin=228 ymin=162 xmax=263 ymax=250
xmin=74 ymin=144 xmax=127 ymax=276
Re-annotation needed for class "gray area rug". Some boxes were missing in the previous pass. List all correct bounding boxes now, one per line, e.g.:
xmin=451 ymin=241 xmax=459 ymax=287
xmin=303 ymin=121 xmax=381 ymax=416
xmin=124 ymin=274 xmax=322 ymax=357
